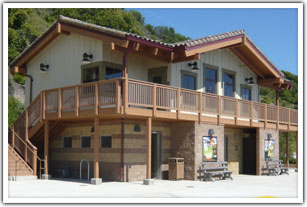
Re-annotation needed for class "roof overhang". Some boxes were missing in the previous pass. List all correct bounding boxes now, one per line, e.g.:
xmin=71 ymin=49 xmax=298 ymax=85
xmin=9 ymin=16 xmax=292 ymax=91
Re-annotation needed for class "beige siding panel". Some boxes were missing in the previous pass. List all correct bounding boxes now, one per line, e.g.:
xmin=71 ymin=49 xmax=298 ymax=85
xmin=26 ymin=33 xmax=103 ymax=106
xmin=169 ymin=48 xmax=259 ymax=102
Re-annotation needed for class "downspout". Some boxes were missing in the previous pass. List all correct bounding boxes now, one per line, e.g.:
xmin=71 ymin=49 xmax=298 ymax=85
xmin=120 ymin=42 xmax=135 ymax=182
xmin=24 ymin=74 xmax=33 ymax=103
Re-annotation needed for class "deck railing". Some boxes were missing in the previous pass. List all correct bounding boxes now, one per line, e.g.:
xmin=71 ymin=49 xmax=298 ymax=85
xmin=11 ymin=77 xmax=298 ymax=142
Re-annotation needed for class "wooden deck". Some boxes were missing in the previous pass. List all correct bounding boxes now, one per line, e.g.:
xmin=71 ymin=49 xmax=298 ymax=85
xmin=13 ymin=77 xmax=298 ymax=142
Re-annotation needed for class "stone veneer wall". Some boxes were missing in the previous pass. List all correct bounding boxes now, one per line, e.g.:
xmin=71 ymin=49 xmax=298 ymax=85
xmin=256 ymin=128 xmax=279 ymax=175
xmin=49 ymin=120 xmax=171 ymax=182
xmin=170 ymin=122 xmax=224 ymax=181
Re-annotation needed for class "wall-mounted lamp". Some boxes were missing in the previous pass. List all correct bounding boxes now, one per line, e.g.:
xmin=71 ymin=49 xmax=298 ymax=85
xmin=235 ymin=146 xmax=239 ymax=151
xmin=208 ymin=129 xmax=215 ymax=136
xmin=134 ymin=125 xmax=141 ymax=132
xmin=91 ymin=126 xmax=94 ymax=133
xmin=188 ymin=61 xmax=199 ymax=71
xmin=81 ymin=52 xmax=93 ymax=64
xmin=245 ymin=77 xmax=255 ymax=85
xmin=267 ymin=134 xmax=272 ymax=139
xmin=40 ymin=63 xmax=49 ymax=73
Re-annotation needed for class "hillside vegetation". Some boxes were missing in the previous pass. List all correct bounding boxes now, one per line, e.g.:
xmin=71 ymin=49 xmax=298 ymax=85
xmin=8 ymin=8 xmax=298 ymax=161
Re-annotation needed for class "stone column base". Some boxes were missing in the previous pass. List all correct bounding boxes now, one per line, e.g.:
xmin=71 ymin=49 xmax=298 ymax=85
xmin=42 ymin=174 xmax=51 ymax=180
xmin=143 ymin=179 xmax=154 ymax=185
xmin=91 ymin=178 xmax=102 ymax=185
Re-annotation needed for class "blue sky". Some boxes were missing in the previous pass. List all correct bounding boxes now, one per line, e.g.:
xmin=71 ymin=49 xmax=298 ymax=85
xmin=129 ymin=8 xmax=298 ymax=75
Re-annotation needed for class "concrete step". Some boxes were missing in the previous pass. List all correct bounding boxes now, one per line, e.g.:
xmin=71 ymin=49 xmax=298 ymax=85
xmin=8 ymin=176 xmax=37 ymax=181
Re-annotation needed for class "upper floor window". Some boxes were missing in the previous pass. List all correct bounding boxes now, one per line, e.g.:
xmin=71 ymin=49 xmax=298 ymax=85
xmin=63 ymin=136 xmax=72 ymax=148
xmin=81 ymin=136 xmax=91 ymax=148
xmin=105 ymin=67 xmax=121 ymax=80
xmin=83 ymin=67 xmax=99 ymax=83
xmin=241 ymin=86 xmax=251 ymax=101
xmin=223 ymin=72 xmax=235 ymax=97
xmin=205 ymin=68 xmax=217 ymax=94
xmin=182 ymin=71 xmax=197 ymax=90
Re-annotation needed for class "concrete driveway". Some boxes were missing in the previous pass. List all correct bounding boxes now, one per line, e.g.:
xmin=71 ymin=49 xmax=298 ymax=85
xmin=8 ymin=171 xmax=297 ymax=198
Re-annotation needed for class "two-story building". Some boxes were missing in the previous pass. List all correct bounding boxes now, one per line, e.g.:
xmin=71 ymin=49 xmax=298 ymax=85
xmin=8 ymin=15 xmax=298 ymax=184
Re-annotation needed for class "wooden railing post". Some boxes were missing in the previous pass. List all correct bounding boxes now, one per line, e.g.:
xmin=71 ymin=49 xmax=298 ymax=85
xmin=58 ymin=88 xmax=62 ymax=118
xmin=218 ymin=96 xmax=221 ymax=125
xmin=43 ymin=91 xmax=46 ymax=120
xmin=235 ymin=99 xmax=239 ymax=125
xmin=153 ymin=84 xmax=157 ymax=117
xmin=264 ymin=104 xmax=267 ymax=129
xmin=33 ymin=148 xmax=37 ymax=176
xmin=250 ymin=101 xmax=253 ymax=127
xmin=12 ymin=125 xmax=15 ymax=148
xmin=276 ymin=105 xmax=279 ymax=130
xmin=95 ymin=82 xmax=99 ymax=115
xmin=124 ymin=78 xmax=129 ymax=114
xmin=288 ymin=108 xmax=291 ymax=130
xmin=199 ymin=92 xmax=202 ymax=123
xmin=177 ymin=88 xmax=181 ymax=119
xmin=40 ymin=92 xmax=43 ymax=122
xmin=75 ymin=86 xmax=79 ymax=117
xmin=25 ymin=109 xmax=29 ymax=163
xmin=116 ymin=79 xmax=121 ymax=114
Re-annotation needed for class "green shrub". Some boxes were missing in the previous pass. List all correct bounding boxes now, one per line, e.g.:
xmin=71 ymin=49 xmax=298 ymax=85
xmin=8 ymin=96 xmax=24 ymax=128
xmin=289 ymin=157 xmax=296 ymax=164
xmin=13 ymin=73 xmax=25 ymax=85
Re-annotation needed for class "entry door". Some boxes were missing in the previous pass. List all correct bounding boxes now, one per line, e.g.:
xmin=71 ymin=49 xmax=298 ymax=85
xmin=148 ymin=67 xmax=167 ymax=85
xmin=243 ymin=137 xmax=256 ymax=175
xmin=151 ymin=132 xmax=162 ymax=179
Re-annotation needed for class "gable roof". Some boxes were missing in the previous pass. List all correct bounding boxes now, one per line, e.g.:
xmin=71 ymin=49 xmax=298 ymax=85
xmin=9 ymin=15 xmax=291 ymax=90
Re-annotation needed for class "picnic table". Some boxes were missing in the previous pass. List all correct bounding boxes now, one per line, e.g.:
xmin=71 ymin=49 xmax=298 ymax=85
xmin=265 ymin=160 xmax=289 ymax=176
xmin=202 ymin=162 xmax=233 ymax=182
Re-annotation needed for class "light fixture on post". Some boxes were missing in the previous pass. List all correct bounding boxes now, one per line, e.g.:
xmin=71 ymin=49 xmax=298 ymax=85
xmin=208 ymin=129 xmax=215 ymax=137
xmin=81 ymin=52 xmax=93 ymax=64
xmin=188 ymin=61 xmax=199 ymax=71
xmin=39 ymin=63 xmax=49 ymax=73
xmin=267 ymin=134 xmax=272 ymax=140
xmin=245 ymin=77 xmax=255 ymax=85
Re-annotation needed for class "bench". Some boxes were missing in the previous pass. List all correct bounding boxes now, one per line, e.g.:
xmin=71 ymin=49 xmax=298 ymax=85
xmin=202 ymin=162 xmax=233 ymax=182
xmin=265 ymin=160 xmax=289 ymax=176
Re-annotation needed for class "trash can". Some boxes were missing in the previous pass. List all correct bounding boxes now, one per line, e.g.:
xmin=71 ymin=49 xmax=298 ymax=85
xmin=168 ymin=158 xmax=184 ymax=180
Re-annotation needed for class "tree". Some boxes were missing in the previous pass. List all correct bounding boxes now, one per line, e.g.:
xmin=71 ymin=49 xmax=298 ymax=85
xmin=8 ymin=96 xmax=24 ymax=128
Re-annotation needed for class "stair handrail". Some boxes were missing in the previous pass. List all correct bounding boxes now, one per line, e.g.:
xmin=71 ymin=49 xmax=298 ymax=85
xmin=9 ymin=129 xmax=45 ymax=178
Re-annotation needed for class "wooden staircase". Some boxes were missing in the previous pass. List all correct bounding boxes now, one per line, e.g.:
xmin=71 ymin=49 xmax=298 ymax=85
xmin=8 ymin=145 xmax=34 ymax=177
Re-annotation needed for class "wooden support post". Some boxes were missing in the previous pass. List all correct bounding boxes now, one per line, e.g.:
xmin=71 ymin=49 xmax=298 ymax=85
xmin=199 ymin=92 xmax=202 ymax=123
xmin=235 ymin=99 xmax=239 ymax=125
xmin=95 ymin=82 xmax=99 ymax=115
xmin=116 ymin=79 xmax=121 ymax=114
xmin=44 ymin=120 xmax=49 ymax=175
xmin=58 ymin=88 xmax=62 ymax=118
xmin=286 ymin=132 xmax=289 ymax=168
xmin=12 ymin=125 xmax=15 ymax=148
xmin=25 ymin=109 xmax=29 ymax=162
xmin=177 ymin=88 xmax=181 ymax=119
xmin=296 ymin=131 xmax=298 ymax=169
xmin=120 ymin=118 xmax=124 ymax=182
xmin=153 ymin=84 xmax=157 ymax=117
xmin=75 ymin=86 xmax=79 ymax=117
xmin=146 ymin=117 xmax=152 ymax=179
xmin=33 ymin=148 xmax=37 ymax=176
xmin=218 ymin=96 xmax=221 ymax=125
xmin=264 ymin=104 xmax=267 ymax=129
xmin=94 ymin=117 xmax=99 ymax=178
xmin=250 ymin=101 xmax=253 ymax=127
